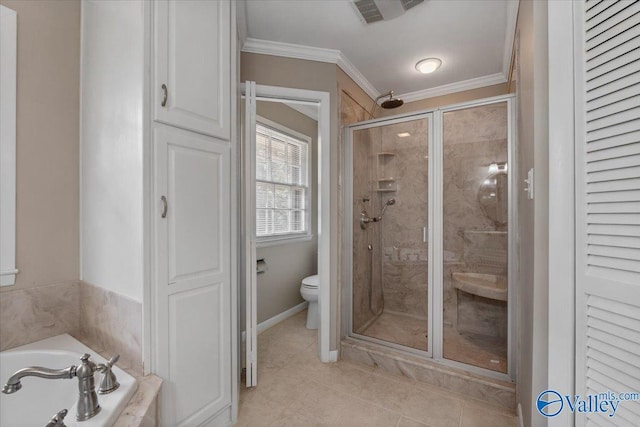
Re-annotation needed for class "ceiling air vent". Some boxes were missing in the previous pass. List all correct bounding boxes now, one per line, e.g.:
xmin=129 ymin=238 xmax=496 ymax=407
xmin=353 ymin=0 xmax=384 ymax=24
xmin=401 ymin=0 xmax=424 ymax=10
xmin=352 ymin=0 xmax=425 ymax=24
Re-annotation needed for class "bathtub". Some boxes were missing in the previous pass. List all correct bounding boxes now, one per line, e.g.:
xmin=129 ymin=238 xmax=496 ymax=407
xmin=0 ymin=334 xmax=137 ymax=427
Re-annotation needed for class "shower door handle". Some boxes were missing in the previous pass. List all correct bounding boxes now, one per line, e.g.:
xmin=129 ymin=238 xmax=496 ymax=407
xmin=422 ymin=226 xmax=428 ymax=243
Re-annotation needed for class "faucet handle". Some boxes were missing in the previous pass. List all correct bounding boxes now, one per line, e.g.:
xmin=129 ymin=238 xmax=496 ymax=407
xmin=45 ymin=409 xmax=68 ymax=427
xmin=97 ymin=354 xmax=120 ymax=394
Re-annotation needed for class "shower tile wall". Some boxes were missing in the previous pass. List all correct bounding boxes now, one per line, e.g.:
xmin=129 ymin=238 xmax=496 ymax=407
xmin=352 ymin=128 xmax=383 ymax=333
xmin=345 ymin=90 xmax=383 ymax=334
xmin=351 ymin=117 xmax=429 ymax=350
xmin=442 ymin=103 xmax=508 ymax=372
xmin=379 ymin=120 xmax=429 ymax=320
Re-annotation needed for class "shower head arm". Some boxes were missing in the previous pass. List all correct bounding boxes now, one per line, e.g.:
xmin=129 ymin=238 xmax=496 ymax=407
xmin=368 ymin=91 xmax=396 ymax=119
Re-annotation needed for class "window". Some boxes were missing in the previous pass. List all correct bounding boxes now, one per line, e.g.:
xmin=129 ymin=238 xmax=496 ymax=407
xmin=256 ymin=119 xmax=310 ymax=242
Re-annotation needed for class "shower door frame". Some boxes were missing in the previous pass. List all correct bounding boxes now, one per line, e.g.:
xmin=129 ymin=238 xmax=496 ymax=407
xmin=344 ymin=112 xmax=435 ymax=359
xmin=343 ymin=94 xmax=517 ymax=382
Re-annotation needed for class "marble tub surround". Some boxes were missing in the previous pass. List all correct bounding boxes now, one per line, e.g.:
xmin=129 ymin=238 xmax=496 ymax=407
xmin=341 ymin=338 xmax=516 ymax=411
xmin=0 ymin=281 xmax=79 ymax=351
xmin=114 ymin=374 xmax=162 ymax=427
xmin=78 ymin=281 xmax=143 ymax=375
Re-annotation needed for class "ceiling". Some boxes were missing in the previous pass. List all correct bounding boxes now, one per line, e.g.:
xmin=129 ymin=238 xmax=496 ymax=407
xmin=241 ymin=0 xmax=518 ymax=101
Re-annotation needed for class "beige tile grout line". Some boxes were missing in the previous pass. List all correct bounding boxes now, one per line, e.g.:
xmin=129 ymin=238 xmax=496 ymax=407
xmin=306 ymin=372 xmax=458 ymax=427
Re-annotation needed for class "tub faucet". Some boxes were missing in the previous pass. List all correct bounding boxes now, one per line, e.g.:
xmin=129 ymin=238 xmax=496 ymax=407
xmin=2 ymin=353 xmax=109 ymax=421
xmin=44 ymin=409 xmax=68 ymax=427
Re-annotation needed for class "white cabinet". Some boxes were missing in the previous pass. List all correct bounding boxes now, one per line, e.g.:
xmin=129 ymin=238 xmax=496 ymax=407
xmin=153 ymin=0 xmax=231 ymax=140
xmin=154 ymin=127 xmax=232 ymax=426
xmin=81 ymin=1 xmax=236 ymax=426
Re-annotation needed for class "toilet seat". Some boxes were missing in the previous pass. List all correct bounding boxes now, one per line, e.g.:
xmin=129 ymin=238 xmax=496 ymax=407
xmin=301 ymin=274 xmax=318 ymax=289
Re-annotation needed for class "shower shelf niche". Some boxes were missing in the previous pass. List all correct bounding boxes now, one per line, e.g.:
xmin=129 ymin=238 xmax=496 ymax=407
xmin=376 ymin=152 xmax=397 ymax=192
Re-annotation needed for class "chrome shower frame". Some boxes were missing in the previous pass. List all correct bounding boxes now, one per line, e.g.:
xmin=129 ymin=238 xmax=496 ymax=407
xmin=342 ymin=94 xmax=517 ymax=383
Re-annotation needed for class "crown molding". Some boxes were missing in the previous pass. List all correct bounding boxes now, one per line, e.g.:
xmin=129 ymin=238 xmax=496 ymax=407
xmin=242 ymin=38 xmax=341 ymax=64
xmin=241 ymin=38 xmax=381 ymax=100
xmin=336 ymin=52 xmax=380 ymax=100
xmin=241 ymin=38 xmax=512 ymax=105
xmin=396 ymin=72 xmax=508 ymax=103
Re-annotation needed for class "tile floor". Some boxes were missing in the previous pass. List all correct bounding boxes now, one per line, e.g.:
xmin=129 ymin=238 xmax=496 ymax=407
xmin=360 ymin=311 xmax=508 ymax=373
xmin=237 ymin=310 xmax=517 ymax=427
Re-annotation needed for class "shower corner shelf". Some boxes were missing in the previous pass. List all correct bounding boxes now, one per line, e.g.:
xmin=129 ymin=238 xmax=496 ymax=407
xmin=377 ymin=152 xmax=397 ymax=192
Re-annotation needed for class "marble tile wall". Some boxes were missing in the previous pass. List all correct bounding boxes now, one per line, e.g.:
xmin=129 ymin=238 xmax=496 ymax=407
xmin=342 ymin=91 xmax=380 ymax=334
xmin=351 ymin=117 xmax=430 ymax=331
xmin=0 ymin=280 xmax=143 ymax=375
xmin=379 ymin=119 xmax=429 ymax=319
xmin=0 ymin=281 xmax=79 ymax=351
xmin=77 ymin=281 xmax=143 ymax=375
xmin=352 ymin=127 xmax=383 ymax=332
xmin=442 ymin=103 xmax=509 ymax=344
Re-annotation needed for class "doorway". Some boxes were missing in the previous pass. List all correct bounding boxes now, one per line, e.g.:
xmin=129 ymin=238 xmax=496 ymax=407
xmin=242 ymin=82 xmax=331 ymax=387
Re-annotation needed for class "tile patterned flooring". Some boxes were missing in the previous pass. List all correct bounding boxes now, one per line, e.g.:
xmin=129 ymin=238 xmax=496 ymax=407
xmin=237 ymin=310 xmax=517 ymax=427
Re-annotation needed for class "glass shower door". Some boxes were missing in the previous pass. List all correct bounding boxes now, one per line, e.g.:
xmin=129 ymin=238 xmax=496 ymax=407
xmin=350 ymin=115 xmax=431 ymax=353
xmin=441 ymin=101 xmax=510 ymax=374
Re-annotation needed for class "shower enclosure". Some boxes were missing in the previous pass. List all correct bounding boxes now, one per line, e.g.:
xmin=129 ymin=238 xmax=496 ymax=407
xmin=344 ymin=96 xmax=515 ymax=379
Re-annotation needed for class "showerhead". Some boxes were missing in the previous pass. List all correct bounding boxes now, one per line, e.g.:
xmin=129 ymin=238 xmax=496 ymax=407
xmin=369 ymin=91 xmax=404 ymax=118
xmin=380 ymin=97 xmax=403 ymax=109
xmin=379 ymin=198 xmax=396 ymax=219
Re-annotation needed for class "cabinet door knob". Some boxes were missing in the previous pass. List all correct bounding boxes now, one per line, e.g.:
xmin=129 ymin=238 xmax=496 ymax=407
xmin=161 ymin=84 xmax=168 ymax=107
xmin=161 ymin=196 xmax=168 ymax=218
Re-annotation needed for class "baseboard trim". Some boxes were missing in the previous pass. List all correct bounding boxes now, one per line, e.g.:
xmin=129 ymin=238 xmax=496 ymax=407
xmin=257 ymin=301 xmax=308 ymax=334
xmin=517 ymin=403 xmax=524 ymax=427
xmin=242 ymin=301 xmax=309 ymax=342
xmin=328 ymin=350 xmax=339 ymax=362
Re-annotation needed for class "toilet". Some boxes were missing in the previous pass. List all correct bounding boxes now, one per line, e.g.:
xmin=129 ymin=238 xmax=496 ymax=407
xmin=300 ymin=274 xmax=319 ymax=329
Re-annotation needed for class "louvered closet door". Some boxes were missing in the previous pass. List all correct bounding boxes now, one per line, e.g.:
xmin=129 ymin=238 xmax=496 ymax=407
xmin=575 ymin=1 xmax=640 ymax=426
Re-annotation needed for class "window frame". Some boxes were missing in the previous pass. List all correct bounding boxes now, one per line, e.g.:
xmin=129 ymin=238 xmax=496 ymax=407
xmin=255 ymin=115 xmax=312 ymax=247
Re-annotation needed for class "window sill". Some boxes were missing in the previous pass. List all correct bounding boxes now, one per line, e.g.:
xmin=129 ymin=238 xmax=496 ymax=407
xmin=256 ymin=234 xmax=314 ymax=248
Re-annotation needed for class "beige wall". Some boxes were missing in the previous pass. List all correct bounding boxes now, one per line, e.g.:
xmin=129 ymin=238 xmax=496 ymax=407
xmin=255 ymin=101 xmax=318 ymax=323
xmin=516 ymin=1 xmax=549 ymax=426
xmin=380 ymin=83 xmax=508 ymax=116
xmin=0 ymin=0 xmax=80 ymax=291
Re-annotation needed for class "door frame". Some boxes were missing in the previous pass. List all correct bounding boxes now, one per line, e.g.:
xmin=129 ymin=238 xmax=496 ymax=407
xmin=241 ymin=83 xmax=332 ymax=366
xmin=343 ymin=112 xmax=435 ymax=360
xmin=546 ymin=2 xmax=576 ymax=427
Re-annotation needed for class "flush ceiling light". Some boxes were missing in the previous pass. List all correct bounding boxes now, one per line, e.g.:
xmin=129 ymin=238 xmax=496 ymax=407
xmin=397 ymin=132 xmax=411 ymax=137
xmin=415 ymin=58 xmax=442 ymax=74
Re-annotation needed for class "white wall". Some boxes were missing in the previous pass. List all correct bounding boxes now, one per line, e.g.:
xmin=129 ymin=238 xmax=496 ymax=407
xmin=80 ymin=0 xmax=144 ymax=302
xmin=516 ymin=1 xmax=549 ymax=425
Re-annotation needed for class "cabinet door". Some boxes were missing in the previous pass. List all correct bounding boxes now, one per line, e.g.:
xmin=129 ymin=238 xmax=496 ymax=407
xmin=154 ymin=0 xmax=231 ymax=139
xmin=154 ymin=126 xmax=231 ymax=426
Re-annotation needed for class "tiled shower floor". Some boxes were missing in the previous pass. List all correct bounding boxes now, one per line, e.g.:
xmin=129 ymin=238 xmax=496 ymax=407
xmin=360 ymin=311 xmax=508 ymax=373
xmin=238 ymin=310 xmax=516 ymax=426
